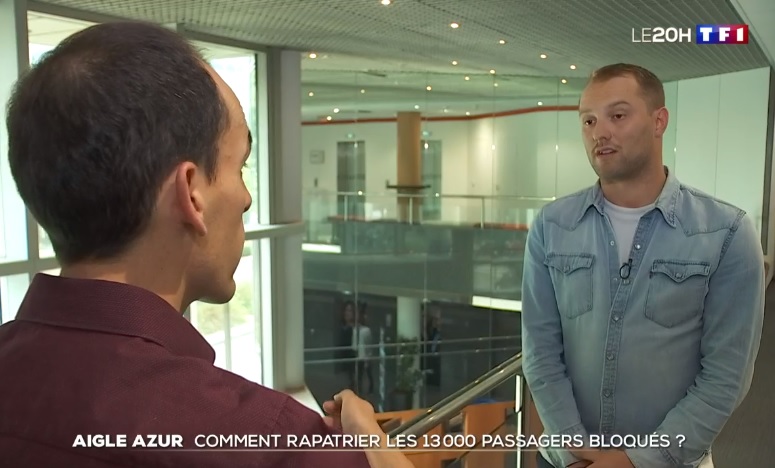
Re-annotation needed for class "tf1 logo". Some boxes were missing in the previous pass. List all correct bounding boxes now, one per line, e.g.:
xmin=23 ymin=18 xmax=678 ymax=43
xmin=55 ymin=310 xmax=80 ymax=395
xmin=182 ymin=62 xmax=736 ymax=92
xmin=631 ymin=25 xmax=749 ymax=44
xmin=695 ymin=24 xmax=749 ymax=44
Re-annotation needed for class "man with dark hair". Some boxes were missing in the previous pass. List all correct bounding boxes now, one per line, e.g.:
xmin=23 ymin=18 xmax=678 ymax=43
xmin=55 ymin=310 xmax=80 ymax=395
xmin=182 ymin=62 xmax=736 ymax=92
xmin=522 ymin=63 xmax=764 ymax=467
xmin=0 ymin=21 xmax=412 ymax=468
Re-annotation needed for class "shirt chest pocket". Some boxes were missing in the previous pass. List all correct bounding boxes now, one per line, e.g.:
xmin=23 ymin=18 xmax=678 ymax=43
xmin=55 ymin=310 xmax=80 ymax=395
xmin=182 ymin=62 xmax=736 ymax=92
xmin=645 ymin=260 xmax=711 ymax=328
xmin=544 ymin=253 xmax=594 ymax=319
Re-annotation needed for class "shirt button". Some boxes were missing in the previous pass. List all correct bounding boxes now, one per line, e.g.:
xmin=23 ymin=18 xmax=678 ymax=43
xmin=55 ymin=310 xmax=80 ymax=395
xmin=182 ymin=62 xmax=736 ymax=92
xmin=676 ymin=273 xmax=683 ymax=278
xmin=603 ymin=389 xmax=612 ymax=398
xmin=613 ymin=315 xmax=620 ymax=322
xmin=635 ymin=244 xmax=641 ymax=250
xmin=607 ymin=353 xmax=614 ymax=360
xmin=623 ymin=279 xmax=630 ymax=284
xmin=610 ymin=241 xmax=615 ymax=246
xmin=612 ymin=277 xmax=618 ymax=282
xmin=564 ymin=266 xmax=570 ymax=272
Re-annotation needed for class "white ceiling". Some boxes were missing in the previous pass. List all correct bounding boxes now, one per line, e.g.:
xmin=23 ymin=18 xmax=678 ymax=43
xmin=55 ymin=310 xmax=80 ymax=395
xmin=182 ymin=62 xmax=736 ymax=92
xmin=27 ymin=0 xmax=772 ymax=120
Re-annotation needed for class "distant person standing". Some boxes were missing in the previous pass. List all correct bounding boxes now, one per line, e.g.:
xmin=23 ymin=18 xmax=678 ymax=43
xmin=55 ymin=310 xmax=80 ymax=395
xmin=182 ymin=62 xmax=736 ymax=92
xmin=521 ymin=63 xmax=765 ymax=468
xmin=353 ymin=307 xmax=374 ymax=394
xmin=336 ymin=301 xmax=356 ymax=378
xmin=422 ymin=304 xmax=442 ymax=386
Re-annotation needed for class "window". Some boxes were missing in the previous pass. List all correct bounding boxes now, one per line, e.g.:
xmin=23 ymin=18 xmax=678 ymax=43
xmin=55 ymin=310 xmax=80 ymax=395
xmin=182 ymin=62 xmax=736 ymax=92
xmin=190 ymin=240 xmax=262 ymax=382
xmin=0 ymin=275 xmax=29 ymax=325
xmin=207 ymin=52 xmax=260 ymax=229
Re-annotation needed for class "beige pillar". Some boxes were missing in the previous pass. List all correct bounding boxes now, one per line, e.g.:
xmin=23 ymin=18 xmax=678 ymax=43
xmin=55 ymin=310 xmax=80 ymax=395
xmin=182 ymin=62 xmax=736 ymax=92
xmin=396 ymin=111 xmax=422 ymax=222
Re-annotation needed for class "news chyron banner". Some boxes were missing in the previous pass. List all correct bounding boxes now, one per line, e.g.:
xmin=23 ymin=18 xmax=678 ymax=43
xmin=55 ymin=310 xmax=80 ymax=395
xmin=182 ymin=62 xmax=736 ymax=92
xmin=73 ymin=432 xmax=689 ymax=452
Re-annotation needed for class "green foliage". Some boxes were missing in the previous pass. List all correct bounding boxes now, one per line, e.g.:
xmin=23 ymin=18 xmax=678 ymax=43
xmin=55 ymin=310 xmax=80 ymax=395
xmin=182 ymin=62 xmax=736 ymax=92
xmin=195 ymin=281 xmax=254 ymax=336
xmin=394 ymin=337 xmax=424 ymax=393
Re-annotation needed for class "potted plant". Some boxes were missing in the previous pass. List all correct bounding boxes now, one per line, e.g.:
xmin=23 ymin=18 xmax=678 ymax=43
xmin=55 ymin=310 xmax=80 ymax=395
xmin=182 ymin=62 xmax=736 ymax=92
xmin=391 ymin=338 xmax=424 ymax=410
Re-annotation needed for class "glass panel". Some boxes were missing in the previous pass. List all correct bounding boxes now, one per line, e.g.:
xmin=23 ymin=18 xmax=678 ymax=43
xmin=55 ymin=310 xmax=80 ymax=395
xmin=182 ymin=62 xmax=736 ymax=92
xmin=0 ymin=275 xmax=30 ymax=324
xmin=300 ymin=55 xmax=560 ymax=412
xmin=189 ymin=240 xmax=262 ymax=383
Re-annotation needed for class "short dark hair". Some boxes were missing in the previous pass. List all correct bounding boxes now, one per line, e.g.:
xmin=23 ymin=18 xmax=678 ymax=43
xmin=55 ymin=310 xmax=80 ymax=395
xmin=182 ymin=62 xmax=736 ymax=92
xmin=587 ymin=63 xmax=665 ymax=111
xmin=6 ymin=21 xmax=228 ymax=265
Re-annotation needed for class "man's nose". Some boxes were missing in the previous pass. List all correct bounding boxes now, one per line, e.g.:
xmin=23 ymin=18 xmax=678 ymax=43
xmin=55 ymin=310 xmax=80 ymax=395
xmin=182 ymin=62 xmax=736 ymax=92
xmin=592 ymin=123 xmax=612 ymax=144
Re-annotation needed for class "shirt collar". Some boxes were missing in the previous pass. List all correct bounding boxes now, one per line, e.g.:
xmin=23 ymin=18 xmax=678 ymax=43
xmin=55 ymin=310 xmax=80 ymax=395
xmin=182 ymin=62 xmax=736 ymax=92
xmin=577 ymin=165 xmax=679 ymax=228
xmin=15 ymin=273 xmax=215 ymax=362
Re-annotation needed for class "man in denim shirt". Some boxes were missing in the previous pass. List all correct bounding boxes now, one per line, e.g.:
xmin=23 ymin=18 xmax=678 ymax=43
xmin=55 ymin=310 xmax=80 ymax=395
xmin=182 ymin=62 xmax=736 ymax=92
xmin=522 ymin=63 xmax=765 ymax=468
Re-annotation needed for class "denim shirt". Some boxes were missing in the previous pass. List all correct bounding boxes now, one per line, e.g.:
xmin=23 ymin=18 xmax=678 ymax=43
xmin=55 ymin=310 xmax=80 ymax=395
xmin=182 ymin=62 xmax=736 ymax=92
xmin=521 ymin=169 xmax=765 ymax=468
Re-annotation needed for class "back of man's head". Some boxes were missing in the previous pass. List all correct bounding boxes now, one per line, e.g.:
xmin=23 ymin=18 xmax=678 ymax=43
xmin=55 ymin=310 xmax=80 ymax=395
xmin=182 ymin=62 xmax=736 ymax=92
xmin=6 ymin=21 xmax=227 ymax=265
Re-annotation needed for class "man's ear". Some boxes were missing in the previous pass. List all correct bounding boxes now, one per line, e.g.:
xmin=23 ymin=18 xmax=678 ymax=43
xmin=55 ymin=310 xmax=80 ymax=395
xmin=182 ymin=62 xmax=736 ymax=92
xmin=654 ymin=106 xmax=669 ymax=138
xmin=175 ymin=162 xmax=207 ymax=236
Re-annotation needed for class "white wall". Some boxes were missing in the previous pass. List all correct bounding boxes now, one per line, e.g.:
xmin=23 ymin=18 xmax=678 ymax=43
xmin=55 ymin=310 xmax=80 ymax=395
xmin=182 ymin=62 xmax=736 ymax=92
xmin=674 ymin=68 xmax=770 ymax=235
xmin=302 ymin=67 xmax=771 ymax=232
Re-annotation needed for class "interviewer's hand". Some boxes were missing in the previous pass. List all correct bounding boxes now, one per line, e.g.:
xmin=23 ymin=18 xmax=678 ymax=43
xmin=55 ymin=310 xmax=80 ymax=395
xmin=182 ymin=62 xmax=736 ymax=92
xmin=571 ymin=449 xmax=634 ymax=468
xmin=567 ymin=461 xmax=592 ymax=468
xmin=322 ymin=389 xmax=379 ymax=435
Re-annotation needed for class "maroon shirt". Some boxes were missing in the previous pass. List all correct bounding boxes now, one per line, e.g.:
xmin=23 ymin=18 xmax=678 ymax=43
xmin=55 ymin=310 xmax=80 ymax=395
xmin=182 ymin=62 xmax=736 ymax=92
xmin=0 ymin=274 xmax=370 ymax=468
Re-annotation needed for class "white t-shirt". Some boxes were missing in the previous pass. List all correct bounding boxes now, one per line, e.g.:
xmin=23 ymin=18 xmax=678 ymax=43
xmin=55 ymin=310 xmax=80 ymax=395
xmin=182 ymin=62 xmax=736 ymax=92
xmin=352 ymin=325 xmax=372 ymax=359
xmin=603 ymin=198 xmax=655 ymax=265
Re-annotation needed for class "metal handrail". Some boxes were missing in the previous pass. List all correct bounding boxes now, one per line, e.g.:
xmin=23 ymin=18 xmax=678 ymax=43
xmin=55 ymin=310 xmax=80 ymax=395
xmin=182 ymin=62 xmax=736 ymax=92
xmin=306 ymin=189 xmax=555 ymax=202
xmin=387 ymin=352 xmax=522 ymax=438
xmin=304 ymin=334 xmax=520 ymax=353
xmin=305 ymin=346 xmax=520 ymax=365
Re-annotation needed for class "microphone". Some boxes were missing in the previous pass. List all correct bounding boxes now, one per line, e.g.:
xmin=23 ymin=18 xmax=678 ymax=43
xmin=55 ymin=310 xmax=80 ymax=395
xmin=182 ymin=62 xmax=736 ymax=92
xmin=619 ymin=259 xmax=633 ymax=279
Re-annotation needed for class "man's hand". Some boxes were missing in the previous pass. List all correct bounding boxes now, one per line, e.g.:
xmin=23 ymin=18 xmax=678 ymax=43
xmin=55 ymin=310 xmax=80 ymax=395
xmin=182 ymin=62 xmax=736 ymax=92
xmin=571 ymin=449 xmax=634 ymax=468
xmin=322 ymin=389 xmax=378 ymax=435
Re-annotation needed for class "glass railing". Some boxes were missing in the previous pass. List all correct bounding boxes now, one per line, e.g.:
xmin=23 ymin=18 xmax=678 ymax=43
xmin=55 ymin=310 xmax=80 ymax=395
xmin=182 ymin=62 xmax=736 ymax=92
xmin=304 ymin=334 xmax=520 ymax=413
xmin=302 ymin=190 xmax=538 ymax=411
xmin=302 ymin=191 xmax=550 ymax=305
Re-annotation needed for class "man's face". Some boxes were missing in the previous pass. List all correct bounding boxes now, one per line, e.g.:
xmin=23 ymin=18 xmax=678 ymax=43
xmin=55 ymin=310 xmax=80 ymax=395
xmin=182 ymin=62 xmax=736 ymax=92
xmin=195 ymin=66 xmax=252 ymax=303
xmin=578 ymin=75 xmax=663 ymax=183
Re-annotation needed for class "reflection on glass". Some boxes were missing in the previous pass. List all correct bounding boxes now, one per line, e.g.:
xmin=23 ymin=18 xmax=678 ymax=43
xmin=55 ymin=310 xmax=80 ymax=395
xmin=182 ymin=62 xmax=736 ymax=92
xmin=190 ymin=240 xmax=261 ymax=383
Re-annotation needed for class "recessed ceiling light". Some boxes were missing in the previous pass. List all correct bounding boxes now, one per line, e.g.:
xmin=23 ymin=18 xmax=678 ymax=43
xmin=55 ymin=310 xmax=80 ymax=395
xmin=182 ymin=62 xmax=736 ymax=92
xmin=308 ymin=91 xmax=314 ymax=97
xmin=494 ymin=83 xmax=499 ymax=87
xmin=326 ymin=116 xmax=332 ymax=121
xmin=309 ymin=53 xmax=317 ymax=59
xmin=570 ymin=64 xmax=577 ymax=70
xmin=499 ymin=39 xmax=506 ymax=45
xmin=443 ymin=108 xmax=449 ymax=113
xmin=537 ymin=101 xmax=543 ymax=106
xmin=333 ymin=108 xmax=340 ymax=113
xmin=414 ymin=105 xmax=420 ymax=109
xmin=540 ymin=54 xmax=547 ymax=59
xmin=360 ymin=89 xmax=366 ymax=94
xmin=464 ymin=76 xmax=470 ymax=81
xmin=465 ymin=111 xmax=471 ymax=116
xmin=451 ymin=60 xmax=458 ymax=65
xmin=426 ymin=85 xmax=432 ymax=91
xmin=450 ymin=22 xmax=460 ymax=28
xmin=489 ymin=69 xmax=496 ymax=74
xmin=380 ymin=0 xmax=391 ymax=5
xmin=561 ymin=79 xmax=567 ymax=84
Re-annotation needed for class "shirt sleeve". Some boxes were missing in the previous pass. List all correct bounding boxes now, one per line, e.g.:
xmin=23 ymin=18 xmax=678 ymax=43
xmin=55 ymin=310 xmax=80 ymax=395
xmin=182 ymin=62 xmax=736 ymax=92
xmin=274 ymin=397 xmax=371 ymax=468
xmin=521 ymin=209 xmax=589 ymax=467
xmin=625 ymin=213 xmax=765 ymax=468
